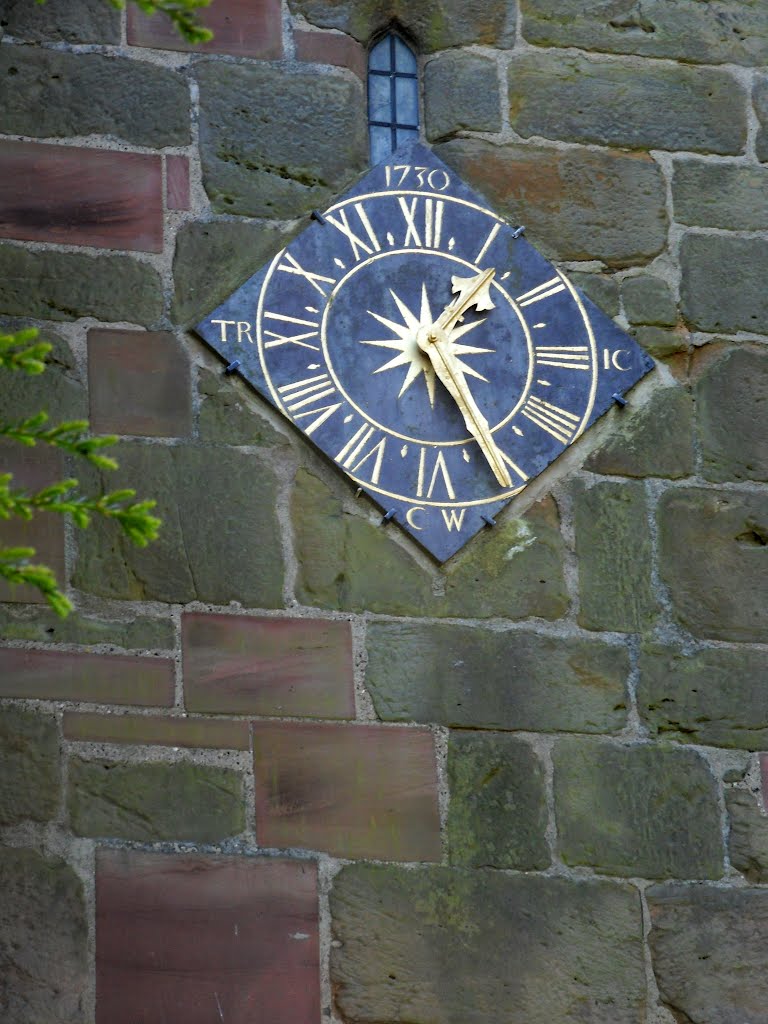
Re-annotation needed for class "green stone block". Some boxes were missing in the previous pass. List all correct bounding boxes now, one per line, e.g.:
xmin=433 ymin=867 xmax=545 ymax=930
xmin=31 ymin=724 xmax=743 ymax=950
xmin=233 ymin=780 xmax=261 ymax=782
xmin=554 ymin=738 xmax=724 ymax=879
xmin=755 ymin=75 xmax=768 ymax=161
xmin=0 ymin=244 xmax=163 ymax=326
xmin=196 ymin=61 xmax=367 ymax=219
xmin=331 ymin=865 xmax=645 ymax=1024
xmin=288 ymin=0 xmax=516 ymax=51
xmin=520 ymin=0 xmax=768 ymax=65
xmin=508 ymin=52 xmax=746 ymax=154
xmin=658 ymin=486 xmax=768 ymax=642
xmin=292 ymin=468 xmax=434 ymax=615
xmin=0 ymin=0 xmax=120 ymax=42
xmin=673 ymin=159 xmax=768 ymax=231
xmin=447 ymin=731 xmax=549 ymax=869
xmin=647 ymin=883 xmax=768 ymax=1023
xmin=172 ymin=219 xmax=295 ymax=327
xmin=425 ymin=51 xmax=502 ymax=140
xmin=0 ymin=847 xmax=87 ymax=1024
xmin=569 ymin=272 xmax=620 ymax=319
xmin=197 ymin=368 xmax=290 ymax=447
xmin=638 ymin=643 xmax=768 ymax=749
xmin=681 ymin=232 xmax=768 ymax=334
xmin=574 ymin=480 xmax=656 ymax=633
xmin=74 ymin=442 xmax=284 ymax=607
xmin=726 ymin=788 xmax=768 ymax=883
xmin=0 ymin=707 xmax=59 ymax=826
xmin=621 ymin=276 xmax=677 ymax=327
xmin=439 ymin=497 xmax=569 ymax=621
xmin=436 ymin=139 xmax=667 ymax=269
xmin=632 ymin=325 xmax=690 ymax=360
xmin=0 ymin=604 xmax=174 ymax=648
xmin=585 ymin=387 xmax=694 ymax=480
xmin=696 ymin=346 xmax=768 ymax=482
xmin=0 ymin=319 xmax=86 ymax=424
xmin=366 ymin=622 xmax=628 ymax=732
xmin=68 ymin=757 xmax=245 ymax=842
xmin=0 ymin=46 xmax=188 ymax=147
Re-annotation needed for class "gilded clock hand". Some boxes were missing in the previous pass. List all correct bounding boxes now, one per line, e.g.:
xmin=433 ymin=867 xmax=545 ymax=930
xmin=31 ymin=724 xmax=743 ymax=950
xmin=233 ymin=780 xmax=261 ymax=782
xmin=435 ymin=269 xmax=497 ymax=335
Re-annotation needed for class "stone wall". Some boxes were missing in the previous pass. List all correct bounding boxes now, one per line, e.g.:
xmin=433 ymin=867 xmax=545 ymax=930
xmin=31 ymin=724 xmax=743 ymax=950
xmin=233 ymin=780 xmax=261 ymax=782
xmin=1 ymin=1 xmax=767 ymax=1022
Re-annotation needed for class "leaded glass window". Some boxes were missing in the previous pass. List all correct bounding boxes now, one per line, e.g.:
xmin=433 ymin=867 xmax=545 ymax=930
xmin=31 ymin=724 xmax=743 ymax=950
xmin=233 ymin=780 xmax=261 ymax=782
xmin=368 ymin=33 xmax=419 ymax=164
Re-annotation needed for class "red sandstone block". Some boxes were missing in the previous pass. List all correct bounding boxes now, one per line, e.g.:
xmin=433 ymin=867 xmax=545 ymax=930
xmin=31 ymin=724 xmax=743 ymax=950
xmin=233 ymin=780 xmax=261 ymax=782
xmin=63 ymin=711 xmax=250 ymax=750
xmin=183 ymin=613 xmax=355 ymax=719
xmin=0 ymin=647 xmax=175 ymax=706
xmin=0 ymin=140 xmax=163 ymax=253
xmin=0 ymin=442 xmax=65 ymax=605
xmin=96 ymin=849 xmax=319 ymax=1024
xmin=87 ymin=329 xmax=193 ymax=437
xmin=252 ymin=721 xmax=442 ymax=861
xmin=294 ymin=28 xmax=366 ymax=79
xmin=166 ymin=155 xmax=190 ymax=210
xmin=128 ymin=0 xmax=282 ymax=58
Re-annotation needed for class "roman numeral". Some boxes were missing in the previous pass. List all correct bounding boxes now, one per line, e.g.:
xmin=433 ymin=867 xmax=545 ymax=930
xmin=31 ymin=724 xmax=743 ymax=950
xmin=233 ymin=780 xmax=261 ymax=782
xmin=325 ymin=203 xmax=381 ymax=261
xmin=277 ymin=374 xmax=342 ymax=435
xmin=277 ymin=251 xmax=335 ymax=297
xmin=336 ymin=425 xmax=387 ymax=485
xmin=500 ymin=450 xmax=529 ymax=482
xmin=516 ymin=276 xmax=566 ymax=307
xmin=398 ymin=197 xmax=444 ymax=249
xmin=521 ymin=396 xmax=580 ymax=444
xmin=417 ymin=448 xmax=455 ymax=500
xmin=474 ymin=222 xmax=501 ymax=265
xmin=534 ymin=345 xmax=590 ymax=370
xmin=262 ymin=311 xmax=320 ymax=351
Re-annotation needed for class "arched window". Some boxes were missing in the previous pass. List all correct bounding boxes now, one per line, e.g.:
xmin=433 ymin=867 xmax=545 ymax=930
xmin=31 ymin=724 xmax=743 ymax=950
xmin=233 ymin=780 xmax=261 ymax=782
xmin=367 ymin=33 xmax=419 ymax=164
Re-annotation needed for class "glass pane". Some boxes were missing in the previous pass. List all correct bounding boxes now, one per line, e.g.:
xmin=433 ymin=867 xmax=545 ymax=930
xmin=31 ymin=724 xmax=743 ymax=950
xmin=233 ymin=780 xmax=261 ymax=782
xmin=395 ymin=77 xmax=418 ymax=127
xmin=370 ymin=125 xmax=392 ymax=164
xmin=368 ymin=73 xmax=391 ymax=123
xmin=394 ymin=36 xmax=416 ymax=73
xmin=396 ymin=127 xmax=419 ymax=149
xmin=369 ymin=36 xmax=391 ymax=72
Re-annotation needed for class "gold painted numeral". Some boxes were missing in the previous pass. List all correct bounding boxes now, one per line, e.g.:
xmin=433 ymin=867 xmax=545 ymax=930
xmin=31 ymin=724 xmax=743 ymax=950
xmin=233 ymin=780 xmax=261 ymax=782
xmin=417 ymin=448 xmax=456 ymax=500
xmin=521 ymin=396 xmax=579 ymax=444
xmin=277 ymin=251 xmax=336 ymax=297
xmin=278 ymin=374 xmax=342 ymax=435
xmin=325 ymin=203 xmax=381 ymax=261
xmin=262 ymin=311 xmax=320 ymax=351
xmin=336 ymin=425 xmax=387 ymax=485
xmin=398 ymin=197 xmax=445 ymax=249
xmin=474 ymin=223 xmax=501 ymax=265
xmin=516 ymin=277 xmax=566 ymax=307
xmin=535 ymin=345 xmax=590 ymax=370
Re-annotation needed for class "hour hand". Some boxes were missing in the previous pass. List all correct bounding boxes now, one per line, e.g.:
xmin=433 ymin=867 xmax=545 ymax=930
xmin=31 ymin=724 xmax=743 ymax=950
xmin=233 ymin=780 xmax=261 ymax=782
xmin=416 ymin=323 xmax=512 ymax=489
xmin=436 ymin=269 xmax=496 ymax=334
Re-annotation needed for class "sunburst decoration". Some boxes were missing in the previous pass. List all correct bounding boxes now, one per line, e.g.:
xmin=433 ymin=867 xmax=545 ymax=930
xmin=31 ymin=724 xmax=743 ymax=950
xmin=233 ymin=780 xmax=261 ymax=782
xmin=360 ymin=283 xmax=494 ymax=408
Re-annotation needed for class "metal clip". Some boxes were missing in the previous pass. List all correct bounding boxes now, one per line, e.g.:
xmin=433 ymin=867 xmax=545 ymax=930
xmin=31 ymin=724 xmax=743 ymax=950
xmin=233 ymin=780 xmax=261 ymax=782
xmin=381 ymin=509 xmax=397 ymax=524
xmin=511 ymin=225 xmax=526 ymax=239
xmin=224 ymin=360 xmax=241 ymax=375
xmin=311 ymin=209 xmax=327 ymax=226
xmin=481 ymin=514 xmax=497 ymax=528
xmin=612 ymin=393 xmax=627 ymax=408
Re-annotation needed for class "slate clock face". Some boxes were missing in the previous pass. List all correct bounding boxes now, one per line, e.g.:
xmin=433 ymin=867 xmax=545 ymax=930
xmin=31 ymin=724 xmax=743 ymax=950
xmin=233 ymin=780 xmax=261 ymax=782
xmin=196 ymin=142 xmax=653 ymax=562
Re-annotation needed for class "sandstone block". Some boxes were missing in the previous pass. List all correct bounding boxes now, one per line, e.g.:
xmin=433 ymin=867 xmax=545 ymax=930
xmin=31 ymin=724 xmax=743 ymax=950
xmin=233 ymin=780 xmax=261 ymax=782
xmin=425 ymin=51 xmax=502 ymax=140
xmin=436 ymin=139 xmax=667 ymax=268
xmin=366 ymin=622 xmax=629 ymax=732
xmin=554 ymin=738 xmax=723 ymax=879
xmin=447 ymin=731 xmax=549 ymax=869
xmin=658 ymin=487 xmax=768 ymax=642
xmin=508 ymin=52 xmax=746 ymax=154
xmin=68 ymin=757 xmax=244 ymax=842
xmin=196 ymin=61 xmax=367 ymax=219
xmin=331 ymin=865 xmax=645 ymax=1024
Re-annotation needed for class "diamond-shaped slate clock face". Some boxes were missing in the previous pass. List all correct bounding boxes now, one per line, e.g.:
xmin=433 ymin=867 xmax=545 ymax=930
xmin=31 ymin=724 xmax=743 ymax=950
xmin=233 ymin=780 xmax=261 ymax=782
xmin=196 ymin=142 xmax=653 ymax=563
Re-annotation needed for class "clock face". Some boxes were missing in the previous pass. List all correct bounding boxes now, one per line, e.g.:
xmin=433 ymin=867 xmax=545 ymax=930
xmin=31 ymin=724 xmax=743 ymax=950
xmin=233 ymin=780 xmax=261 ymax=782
xmin=196 ymin=142 xmax=653 ymax=562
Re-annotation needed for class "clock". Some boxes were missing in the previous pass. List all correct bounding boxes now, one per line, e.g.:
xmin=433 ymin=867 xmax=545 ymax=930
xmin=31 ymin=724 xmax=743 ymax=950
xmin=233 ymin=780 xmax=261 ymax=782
xmin=195 ymin=142 xmax=653 ymax=563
